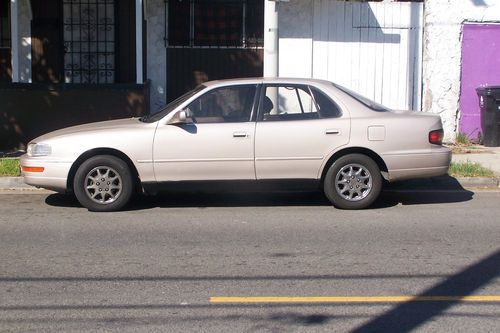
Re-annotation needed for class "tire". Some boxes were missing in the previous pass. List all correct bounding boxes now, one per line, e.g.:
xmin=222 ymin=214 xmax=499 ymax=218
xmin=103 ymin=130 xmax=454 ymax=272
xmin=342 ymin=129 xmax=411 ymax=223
xmin=323 ymin=154 xmax=382 ymax=210
xmin=73 ymin=155 xmax=134 ymax=212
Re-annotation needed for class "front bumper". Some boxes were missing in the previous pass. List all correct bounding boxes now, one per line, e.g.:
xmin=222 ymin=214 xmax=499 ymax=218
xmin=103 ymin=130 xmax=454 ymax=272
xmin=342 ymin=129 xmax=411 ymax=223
xmin=20 ymin=155 xmax=73 ymax=192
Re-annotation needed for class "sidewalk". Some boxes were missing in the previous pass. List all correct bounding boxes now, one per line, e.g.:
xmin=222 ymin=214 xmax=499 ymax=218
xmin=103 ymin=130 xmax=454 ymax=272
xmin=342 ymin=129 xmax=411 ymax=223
xmin=0 ymin=177 xmax=42 ymax=190
xmin=451 ymin=146 xmax=500 ymax=176
xmin=1 ymin=148 xmax=499 ymax=191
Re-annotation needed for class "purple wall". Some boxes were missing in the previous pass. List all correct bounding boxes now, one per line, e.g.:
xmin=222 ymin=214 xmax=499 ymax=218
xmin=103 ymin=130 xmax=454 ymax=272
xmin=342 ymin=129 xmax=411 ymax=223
xmin=460 ymin=24 xmax=500 ymax=139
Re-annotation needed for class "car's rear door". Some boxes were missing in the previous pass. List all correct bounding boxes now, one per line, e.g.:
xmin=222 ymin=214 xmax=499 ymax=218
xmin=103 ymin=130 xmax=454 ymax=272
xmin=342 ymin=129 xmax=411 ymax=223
xmin=153 ymin=84 xmax=258 ymax=181
xmin=254 ymin=84 xmax=350 ymax=179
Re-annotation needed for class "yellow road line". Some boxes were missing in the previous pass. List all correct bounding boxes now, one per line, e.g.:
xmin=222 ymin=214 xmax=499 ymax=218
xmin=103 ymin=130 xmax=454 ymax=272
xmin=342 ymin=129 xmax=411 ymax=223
xmin=210 ymin=296 xmax=500 ymax=303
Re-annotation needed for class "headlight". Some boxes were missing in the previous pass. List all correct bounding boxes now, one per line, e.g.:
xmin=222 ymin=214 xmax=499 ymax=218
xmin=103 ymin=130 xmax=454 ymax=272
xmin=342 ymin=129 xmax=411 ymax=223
xmin=27 ymin=143 xmax=52 ymax=157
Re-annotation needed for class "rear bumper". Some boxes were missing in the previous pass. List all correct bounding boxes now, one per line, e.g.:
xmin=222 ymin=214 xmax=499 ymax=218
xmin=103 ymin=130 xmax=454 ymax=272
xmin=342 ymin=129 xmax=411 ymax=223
xmin=383 ymin=147 xmax=452 ymax=182
xmin=20 ymin=155 xmax=72 ymax=192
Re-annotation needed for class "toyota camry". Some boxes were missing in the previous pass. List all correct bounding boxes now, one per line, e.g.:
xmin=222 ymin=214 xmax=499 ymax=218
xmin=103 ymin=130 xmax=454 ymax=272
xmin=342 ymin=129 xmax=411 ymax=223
xmin=21 ymin=78 xmax=451 ymax=211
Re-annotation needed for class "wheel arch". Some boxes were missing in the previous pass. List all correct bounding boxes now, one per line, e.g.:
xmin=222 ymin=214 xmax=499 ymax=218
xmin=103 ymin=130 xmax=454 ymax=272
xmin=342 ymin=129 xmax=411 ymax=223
xmin=320 ymin=147 xmax=389 ymax=185
xmin=67 ymin=148 xmax=142 ymax=193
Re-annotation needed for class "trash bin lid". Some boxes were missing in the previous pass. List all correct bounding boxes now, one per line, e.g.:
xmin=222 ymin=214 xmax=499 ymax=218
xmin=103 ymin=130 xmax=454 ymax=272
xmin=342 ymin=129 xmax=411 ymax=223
xmin=476 ymin=85 xmax=500 ymax=97
xmin=476 ymin=84 xmax=500 ymax=95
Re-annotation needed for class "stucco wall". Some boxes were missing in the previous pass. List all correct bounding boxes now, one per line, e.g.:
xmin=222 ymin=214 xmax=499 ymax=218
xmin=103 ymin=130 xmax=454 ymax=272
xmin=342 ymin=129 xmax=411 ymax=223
xmin=423 ymin=0 xmax=500 ymax=142
xmin=146 ymin=0 xmax=166 ymax=113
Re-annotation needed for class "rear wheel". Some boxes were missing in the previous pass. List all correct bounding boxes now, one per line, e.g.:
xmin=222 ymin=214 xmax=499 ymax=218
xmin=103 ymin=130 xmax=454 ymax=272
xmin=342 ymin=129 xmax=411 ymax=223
xmin=323 ymin=154 xmax=382 ymax=209
xmin=73 ymin=155 xmax=134 ymax=212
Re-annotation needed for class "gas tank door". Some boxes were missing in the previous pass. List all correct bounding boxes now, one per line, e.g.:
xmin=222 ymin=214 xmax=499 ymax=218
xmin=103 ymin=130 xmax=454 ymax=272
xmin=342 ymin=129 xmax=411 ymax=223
xmin=368 ymin=126 xmax=386 ymax=141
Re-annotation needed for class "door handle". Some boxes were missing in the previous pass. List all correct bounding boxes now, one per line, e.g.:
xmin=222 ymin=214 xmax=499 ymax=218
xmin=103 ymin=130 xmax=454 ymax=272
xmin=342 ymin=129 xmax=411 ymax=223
xmin=325 ymin=129 xmax=340 ymax=135
xmin=233 ymin=132 xmax=248 ymax=138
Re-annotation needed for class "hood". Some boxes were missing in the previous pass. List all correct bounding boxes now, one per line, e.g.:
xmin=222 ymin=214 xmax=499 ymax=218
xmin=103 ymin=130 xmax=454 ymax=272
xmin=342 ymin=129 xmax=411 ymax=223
xmin=32 ymin=118 xmax=146 ymax=143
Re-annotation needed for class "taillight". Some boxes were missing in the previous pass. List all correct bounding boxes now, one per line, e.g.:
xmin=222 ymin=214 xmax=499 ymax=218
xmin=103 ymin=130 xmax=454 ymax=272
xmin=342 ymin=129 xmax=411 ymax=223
xmin=429 ymin=129 xmax=444 ymax=145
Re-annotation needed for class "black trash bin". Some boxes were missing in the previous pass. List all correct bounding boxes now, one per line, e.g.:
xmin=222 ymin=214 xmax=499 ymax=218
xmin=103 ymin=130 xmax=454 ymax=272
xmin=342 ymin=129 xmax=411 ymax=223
xmin=476 ymin=86 xmax=500 ymax=147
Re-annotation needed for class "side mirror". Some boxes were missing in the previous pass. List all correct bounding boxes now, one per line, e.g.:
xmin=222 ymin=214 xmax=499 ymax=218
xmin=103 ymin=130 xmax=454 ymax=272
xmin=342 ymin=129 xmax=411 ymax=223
xmin=168 ymin=109 xmax=194 ymax=125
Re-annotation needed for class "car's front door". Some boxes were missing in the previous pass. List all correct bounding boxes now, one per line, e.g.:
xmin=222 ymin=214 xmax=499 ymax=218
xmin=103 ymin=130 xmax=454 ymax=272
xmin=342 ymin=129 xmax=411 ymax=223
xmin=153 ymin=85 xmax=258 ymax=181
xmin=255 ymin=84 xmax=350 ymax=179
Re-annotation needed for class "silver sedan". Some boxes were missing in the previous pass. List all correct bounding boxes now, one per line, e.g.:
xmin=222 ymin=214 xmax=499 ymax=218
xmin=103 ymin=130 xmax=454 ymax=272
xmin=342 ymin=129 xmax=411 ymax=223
xmin=21 ymin=78 xmax=451 ymax=211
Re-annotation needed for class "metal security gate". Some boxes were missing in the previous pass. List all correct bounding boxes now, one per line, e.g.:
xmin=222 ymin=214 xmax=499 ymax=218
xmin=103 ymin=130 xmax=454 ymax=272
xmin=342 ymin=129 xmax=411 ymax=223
xmin=63 ymin=0 xmax=117 ymax=84
xmin=166 ymin=0 xmax=264 ymax=102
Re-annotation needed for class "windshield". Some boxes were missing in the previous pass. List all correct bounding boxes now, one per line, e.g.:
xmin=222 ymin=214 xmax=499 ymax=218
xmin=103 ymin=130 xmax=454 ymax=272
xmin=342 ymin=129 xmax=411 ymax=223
xmin=333 ymin=83 xmax=390 ymax=112
xmin=140 ymin=85 xmax=206 ymax=123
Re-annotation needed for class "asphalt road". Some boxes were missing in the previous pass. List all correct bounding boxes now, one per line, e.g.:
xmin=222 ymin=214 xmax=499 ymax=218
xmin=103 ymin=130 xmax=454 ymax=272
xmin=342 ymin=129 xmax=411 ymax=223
xmin=0 ymin=188 xmax=499 ymax=332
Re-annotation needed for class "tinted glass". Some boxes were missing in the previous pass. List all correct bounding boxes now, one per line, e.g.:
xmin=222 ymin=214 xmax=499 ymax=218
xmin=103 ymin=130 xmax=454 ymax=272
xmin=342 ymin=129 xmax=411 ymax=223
xmin=310 ymin=87 xmax=342 ymax=118
xmin=333 ymin=83 xmax=390 ymax=112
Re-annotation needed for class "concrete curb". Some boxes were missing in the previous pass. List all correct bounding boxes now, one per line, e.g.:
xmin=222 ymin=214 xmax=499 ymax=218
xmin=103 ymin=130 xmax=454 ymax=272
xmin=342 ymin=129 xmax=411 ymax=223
xmin=453 ymin=177 xmax=500 ymax=189
xmin=0 ymin=176 xmax=499 ymax=192
xmin=0 ymin=177 xmax=43 ymax=190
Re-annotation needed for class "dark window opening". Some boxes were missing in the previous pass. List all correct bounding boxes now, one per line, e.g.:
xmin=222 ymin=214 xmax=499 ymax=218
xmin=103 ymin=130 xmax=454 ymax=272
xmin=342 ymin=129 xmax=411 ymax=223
xmin=194 ymin=2 xmax=242 ymax=47
xmin=63 ymin=0 xmax=116 ymax=83
xmin=0 ymin=0 xmax=10 ymax=48
xmin=168 ymin=0 xmax=264 ymax=48
xmin=0 ymin=0 xmax=11 ymax=82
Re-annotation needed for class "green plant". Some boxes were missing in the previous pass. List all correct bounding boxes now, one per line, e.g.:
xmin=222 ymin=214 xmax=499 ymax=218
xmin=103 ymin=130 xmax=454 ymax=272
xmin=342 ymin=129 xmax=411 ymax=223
xmin=0 ymin=159 xmax=21 ymax=177
xmin=449 ymin=161 xmax=495 ymax=178
xmin=455 ymin=132 xmax=471 ymax=145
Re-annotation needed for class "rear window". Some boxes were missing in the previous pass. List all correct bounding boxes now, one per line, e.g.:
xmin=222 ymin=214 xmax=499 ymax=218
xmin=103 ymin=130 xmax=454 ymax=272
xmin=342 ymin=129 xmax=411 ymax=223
xmin=333 ymin=84 xmax=391 ymax=112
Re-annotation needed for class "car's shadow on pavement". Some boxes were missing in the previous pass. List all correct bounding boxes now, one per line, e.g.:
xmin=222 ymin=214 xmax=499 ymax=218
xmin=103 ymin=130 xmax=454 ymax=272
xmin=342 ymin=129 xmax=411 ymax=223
xmin=376 ymin=175 xmax=475 ymax=208
xmin=45 ymin=176 xmax=474 ymax=211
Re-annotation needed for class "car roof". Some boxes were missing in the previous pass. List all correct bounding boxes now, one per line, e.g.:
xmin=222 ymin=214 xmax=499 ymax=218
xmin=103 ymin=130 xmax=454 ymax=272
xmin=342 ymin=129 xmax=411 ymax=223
xmin=202 ymin=77 xmax=334 ymax=88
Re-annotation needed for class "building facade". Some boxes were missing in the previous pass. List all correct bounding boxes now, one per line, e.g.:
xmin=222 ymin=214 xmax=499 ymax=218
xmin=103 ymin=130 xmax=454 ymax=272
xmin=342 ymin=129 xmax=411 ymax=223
xmin=2 ymin=0 xmax=499 ymax=152
xmin=0 ymin=0 xmax=264 ymax=151
xmin=423 ymin=0 xmax=500 ymax=142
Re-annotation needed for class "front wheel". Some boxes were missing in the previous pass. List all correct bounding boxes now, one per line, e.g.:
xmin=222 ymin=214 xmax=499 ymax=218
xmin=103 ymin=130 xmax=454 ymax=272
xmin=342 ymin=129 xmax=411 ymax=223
xmin=323 ymin=154 xmax=382 ymax=210
xmin=73 ymin=155 xmax=134 ymax=212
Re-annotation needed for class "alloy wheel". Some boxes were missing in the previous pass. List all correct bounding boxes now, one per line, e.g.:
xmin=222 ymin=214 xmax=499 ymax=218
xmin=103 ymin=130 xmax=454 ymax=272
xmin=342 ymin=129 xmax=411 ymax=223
xmin=84 ymin=166 xmax=122 ymax=204
xmin=334 ymin=163 xmax=372 ymax=201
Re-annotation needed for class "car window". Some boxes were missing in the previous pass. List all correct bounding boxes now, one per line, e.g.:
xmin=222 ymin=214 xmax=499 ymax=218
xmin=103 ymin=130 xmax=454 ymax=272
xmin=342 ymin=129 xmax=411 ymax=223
xmin=310 ymin=87 xmax=342 ymax=118
xmin=141 ymin=85 xmax=206 ymax=123
xmin=187 ymin=85 xmax=257 ymax=123
xmin=260 ymin=85 xmax=319 ymax=121
xmin=333 ymin=83 xmax=390 ymax=112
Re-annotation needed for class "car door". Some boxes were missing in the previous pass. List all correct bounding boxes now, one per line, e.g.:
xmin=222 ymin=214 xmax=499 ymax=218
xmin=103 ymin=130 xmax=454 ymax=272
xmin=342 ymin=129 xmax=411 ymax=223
xmin=255 ymin=84 xmax=350 ymax=179
xmin=153 ymin=84 xmax=258 ymax=181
